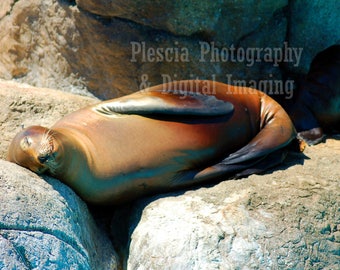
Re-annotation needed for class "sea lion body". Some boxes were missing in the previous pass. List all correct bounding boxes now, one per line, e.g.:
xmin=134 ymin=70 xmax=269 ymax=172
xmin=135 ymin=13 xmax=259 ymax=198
xmin=8 ymin=80 xmax=296 ymax=205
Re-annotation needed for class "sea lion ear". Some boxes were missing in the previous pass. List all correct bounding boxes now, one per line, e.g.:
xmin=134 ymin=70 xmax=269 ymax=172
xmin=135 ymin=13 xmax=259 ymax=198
xmin=94 ymin=91 xmax=234 ymax=117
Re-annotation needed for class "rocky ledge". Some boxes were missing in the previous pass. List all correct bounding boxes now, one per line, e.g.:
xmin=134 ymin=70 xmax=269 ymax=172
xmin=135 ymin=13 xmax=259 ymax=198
xmin=0 ymin=80 xmax=339 ymax=269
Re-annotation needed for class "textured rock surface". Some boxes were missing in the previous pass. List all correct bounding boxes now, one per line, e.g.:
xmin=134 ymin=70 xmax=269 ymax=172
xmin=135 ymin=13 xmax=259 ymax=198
xmin=288 ymin=0 xmax=340 ymax=73
xmin=116 ymin=140 xmax=340 ymax=269
xmin=2 ymin=0 xmax=337 ymax=99
xmin=0 ymin=160 xmax=118 ymax=269
xmin=76 ymin=0 xmax=287 ymax=45
xmin=0 ymin=0 xmax=298 ymax=99
xmin=77 ymin=0 xmax=223 ymax=36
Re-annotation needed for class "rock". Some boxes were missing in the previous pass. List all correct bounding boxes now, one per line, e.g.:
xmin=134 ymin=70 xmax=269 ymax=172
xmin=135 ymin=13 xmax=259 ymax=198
xmin=0 ymin=0 xmax=15 ymax=19
xmin=76 ymin=0 xmax=287 ymax=45
xmin=0 ymin=0 xmax=288 ymax=99
xmin=114 ymin=140 xmax=340 ymax=269
xmin=0 ymin=160 xmax=118 ymax=269
xmin=0 ymin=0 xmax=97 ymax=97
xmin=213 ymin=0 xmax=288 ymax=47
xmin=288 ymin=0 xmax=340 ymax=73
xmin=76 ymin=0 xmax=224 ymax=37
xmin=0 ymin=0 xmax=338 ymax=100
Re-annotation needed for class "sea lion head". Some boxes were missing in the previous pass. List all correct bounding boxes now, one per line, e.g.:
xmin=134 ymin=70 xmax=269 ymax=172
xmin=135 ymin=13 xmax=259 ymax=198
xmin=7 ymin=126 xmax=61 ymax=175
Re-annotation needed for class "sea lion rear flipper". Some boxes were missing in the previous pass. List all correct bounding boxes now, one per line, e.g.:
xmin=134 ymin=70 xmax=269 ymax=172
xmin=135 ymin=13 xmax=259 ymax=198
xmin=172 ymin=148 xmax=288 ymax=188
xmin=94 ymin=91 xmax=234 ymax=116
xmin=191 ymin=148 xmax=288 ymax=182
xmin=194 ymin=94 xmax=296 ymax=180
xmin=297 ymin=127 xmax=325 ymax=145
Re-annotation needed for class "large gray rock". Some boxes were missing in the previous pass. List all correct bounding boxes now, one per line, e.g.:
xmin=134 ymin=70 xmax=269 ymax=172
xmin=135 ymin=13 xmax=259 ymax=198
xmin=116 ymin=140 xmax=340 ymax=269
xmin=76 ymin=0 xmax=223 ymax=37
xmin=76 ymin=0 xmax=287 ymax=45
xmin=0 ymin=160 xmax=118 ymax=269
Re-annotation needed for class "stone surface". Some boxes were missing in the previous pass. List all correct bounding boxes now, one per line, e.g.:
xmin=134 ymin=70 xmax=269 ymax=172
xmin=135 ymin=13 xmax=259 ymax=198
xmin=0 ymin=0 xmax=15 ymax=19
xmin=2 ymin=0 xmax=337 ymax=100
xmin=0 ymin=0 xmax=338 ymax=100
xmin=76 ymin=0 xmax=223 ymax=36
xmin=0 ymin=160 xmax=118 ymax=269
xmin=116 ymin=140 xmax=340 ymax=269
xmin=0 ymin=0 xmax=290 ymax=99
xmin=288 ymin=0 xmax=340 ymax=73
xmin=213 ymin=0 xmax=288 ymax=47
xmin=0 ymin=0 xmax=96 ymax=96
xmin=76 ymin=0 xmax=287 ymax=45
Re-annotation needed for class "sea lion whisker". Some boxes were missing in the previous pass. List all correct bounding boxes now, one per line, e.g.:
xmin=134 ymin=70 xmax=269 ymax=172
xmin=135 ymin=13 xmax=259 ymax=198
xmin=38 ymin=129 xmax=55 ymax=158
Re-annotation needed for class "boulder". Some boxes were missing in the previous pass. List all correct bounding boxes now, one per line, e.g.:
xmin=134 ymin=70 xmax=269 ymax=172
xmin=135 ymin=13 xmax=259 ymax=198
xmin=0 ymin=80 xmax=118 ymax=268
xmin=0 ymin=0 xmax=15 ymax=19
xmin=0 ymin=160 xmax=118 ymax=269
xmin=0 ymin=0 xmax=339 ymax=100
xmin=76 ymin=0 xmax=223 ymax=37
xmin=115 ymin=140 xmax=340 ymax=269
xmin=76 ymin=0 xmax=287 ymax=46
xmin=0 ymin=0 xmax=288 ymax=99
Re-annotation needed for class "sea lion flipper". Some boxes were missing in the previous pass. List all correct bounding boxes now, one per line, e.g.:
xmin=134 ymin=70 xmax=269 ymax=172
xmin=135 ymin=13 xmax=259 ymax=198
xmin=188 ymin=148 xmax=288 ymax=182
xmin=94 ymin=91 xmax=234 ymax=116
xmin=297 ymin=127 xmax=325 ymax=145
xmin=194 ymin=145 xmax=289 ymax=181
xmin=194 ymin=94 xmax=296 ymax=180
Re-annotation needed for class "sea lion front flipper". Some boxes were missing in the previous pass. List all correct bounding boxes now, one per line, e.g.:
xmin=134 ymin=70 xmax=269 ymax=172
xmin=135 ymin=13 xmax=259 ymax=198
xmin=94 ymin=91 xmax=234 ymax=116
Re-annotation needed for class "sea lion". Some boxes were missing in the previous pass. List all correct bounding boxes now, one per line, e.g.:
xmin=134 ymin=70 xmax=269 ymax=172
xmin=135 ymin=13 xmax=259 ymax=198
xmin=286 ymin=45 xmax=340 ymax=145
xmin=8 ymin=80 xmax=296 ymax=205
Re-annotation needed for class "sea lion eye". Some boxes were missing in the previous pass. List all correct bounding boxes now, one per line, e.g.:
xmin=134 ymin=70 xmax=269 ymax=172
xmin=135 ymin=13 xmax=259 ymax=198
xmin=20 ymin=136 xmax=32 ymax=150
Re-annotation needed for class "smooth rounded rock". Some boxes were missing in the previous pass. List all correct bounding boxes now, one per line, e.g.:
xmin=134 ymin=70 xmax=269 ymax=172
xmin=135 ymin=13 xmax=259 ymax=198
xmin=0 ymin=160 xmax=118 ymax=269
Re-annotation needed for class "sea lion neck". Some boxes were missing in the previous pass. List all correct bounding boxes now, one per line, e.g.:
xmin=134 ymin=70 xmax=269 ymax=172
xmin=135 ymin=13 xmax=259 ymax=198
xmin=50 ymin=128 xmax=93 ymax=180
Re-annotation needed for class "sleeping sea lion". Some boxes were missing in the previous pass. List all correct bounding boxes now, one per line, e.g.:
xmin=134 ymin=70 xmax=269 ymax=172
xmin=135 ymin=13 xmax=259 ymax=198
xmin=7 ymin=80 xmax=296 ymax=205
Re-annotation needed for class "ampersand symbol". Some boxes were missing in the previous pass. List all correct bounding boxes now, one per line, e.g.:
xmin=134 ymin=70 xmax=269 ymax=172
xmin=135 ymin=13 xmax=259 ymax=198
xmin=139 ymin=74 xmax=150 ymax=90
